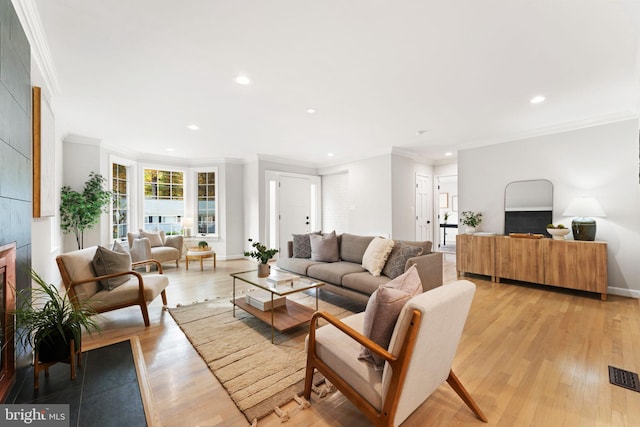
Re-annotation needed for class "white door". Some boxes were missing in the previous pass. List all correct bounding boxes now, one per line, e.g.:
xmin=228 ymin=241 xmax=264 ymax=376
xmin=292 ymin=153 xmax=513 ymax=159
xmin=278 ymin=176 xmax=312 ymax=256
xmin=415 ymin=174 xmax=432 ymax=241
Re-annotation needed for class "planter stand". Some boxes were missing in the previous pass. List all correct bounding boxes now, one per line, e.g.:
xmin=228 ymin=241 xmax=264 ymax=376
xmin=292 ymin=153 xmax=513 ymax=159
xmin=34 ymin=339 xmax=82 ymax=390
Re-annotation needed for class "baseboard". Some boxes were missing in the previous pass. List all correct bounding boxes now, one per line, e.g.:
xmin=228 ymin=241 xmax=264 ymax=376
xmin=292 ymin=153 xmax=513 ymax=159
xmin=607 ymin=286 xmax=640 ymax=299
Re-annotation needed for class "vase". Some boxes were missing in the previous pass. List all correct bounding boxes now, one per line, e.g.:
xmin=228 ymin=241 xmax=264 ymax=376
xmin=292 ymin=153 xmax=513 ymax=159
xmin=257 ymin=263 xmax=270 ymax=278
xmin=464 ymin=226 xmax=476 ymax=234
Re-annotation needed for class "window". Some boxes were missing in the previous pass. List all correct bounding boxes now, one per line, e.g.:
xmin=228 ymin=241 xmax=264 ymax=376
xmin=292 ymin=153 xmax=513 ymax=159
xmin=197 ymin=171 xmax=216 ymax=234
xmin=112 ymin=163 xmax=129 ymax=240
xmin=143 ymin=168 xmax=184 ymax=235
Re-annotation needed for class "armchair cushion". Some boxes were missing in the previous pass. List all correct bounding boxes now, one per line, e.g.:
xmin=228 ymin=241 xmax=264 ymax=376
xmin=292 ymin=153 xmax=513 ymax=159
xmin=139 ymin=230 xmax=164 ymax=247
xmin=359 ymin=265 xmax=423 ymax=368
xmin=92 ymin=245 xmax=132 ymax=291
xmin=88 ymin=274 xmax=169 ymax=311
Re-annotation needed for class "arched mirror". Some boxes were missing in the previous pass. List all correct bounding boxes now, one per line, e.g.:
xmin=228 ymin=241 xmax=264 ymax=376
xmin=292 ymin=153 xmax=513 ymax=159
xmin=504 ymin=179 xmax=553 ymax=235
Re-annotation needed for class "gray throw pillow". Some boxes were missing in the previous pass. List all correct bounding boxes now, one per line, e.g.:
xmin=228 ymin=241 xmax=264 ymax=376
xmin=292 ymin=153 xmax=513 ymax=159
xmin=310 ymin=231 xmax=339 ymax=262
xmin=139 ymin=230 xmax=163 ymax=247
xmin=92 ymin=245 xmax=132 ymax=291
xmin=292 ymin=231 xmax=320 ymax=258
xmin=382 ymin=242 xmax=423 ymax=279
xmin=358 ymin=265 xmax=423 ymax=369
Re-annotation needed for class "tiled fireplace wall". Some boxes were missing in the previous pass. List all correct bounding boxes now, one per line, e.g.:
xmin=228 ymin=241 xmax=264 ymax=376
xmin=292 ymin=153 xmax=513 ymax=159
xmin=0 ymin=0 xmax=32 ymax=368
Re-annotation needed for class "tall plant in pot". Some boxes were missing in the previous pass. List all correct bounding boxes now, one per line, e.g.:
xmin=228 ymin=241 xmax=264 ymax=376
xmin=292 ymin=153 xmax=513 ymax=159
xmin=244 ymin=239 xmax=279 ymax=277
xmin=13 ymin=269 xmax=101 ymax=364
xmin=60 ymin=172 xmax=112 ymax=249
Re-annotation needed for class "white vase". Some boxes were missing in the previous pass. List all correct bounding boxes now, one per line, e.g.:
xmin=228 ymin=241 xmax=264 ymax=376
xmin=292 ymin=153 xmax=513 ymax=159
xmin=464 ymin=226 xmax=476 ymax=234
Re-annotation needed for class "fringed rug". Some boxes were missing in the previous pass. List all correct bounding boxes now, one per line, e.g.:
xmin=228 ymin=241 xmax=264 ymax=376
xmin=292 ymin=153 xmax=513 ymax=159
xmin=169 ymin=292 xmax=355 ymax=423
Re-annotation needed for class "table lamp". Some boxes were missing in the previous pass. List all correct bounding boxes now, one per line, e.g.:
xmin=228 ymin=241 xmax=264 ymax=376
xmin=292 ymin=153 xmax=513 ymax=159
xmin=562 ymin=197 xmax=606 ymax=241
xmin=181 ymin=217 xmax=194 ymax=237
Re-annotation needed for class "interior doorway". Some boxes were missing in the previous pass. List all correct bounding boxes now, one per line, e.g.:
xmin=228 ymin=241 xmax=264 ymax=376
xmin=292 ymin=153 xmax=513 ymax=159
xmin=436 ymin=175 xmax=458 ymax=253
xmin=415 ymin=174 xmax=432 ymax=242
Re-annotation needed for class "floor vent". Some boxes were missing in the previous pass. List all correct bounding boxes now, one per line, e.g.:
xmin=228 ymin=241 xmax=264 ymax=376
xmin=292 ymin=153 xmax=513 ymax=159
xmin=608 ymin=366 xmax=640 ymax=392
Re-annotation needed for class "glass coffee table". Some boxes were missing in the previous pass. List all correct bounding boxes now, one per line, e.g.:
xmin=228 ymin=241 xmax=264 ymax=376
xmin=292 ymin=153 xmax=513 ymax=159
xmin=230 ymin=270 xmax=324 ymax=343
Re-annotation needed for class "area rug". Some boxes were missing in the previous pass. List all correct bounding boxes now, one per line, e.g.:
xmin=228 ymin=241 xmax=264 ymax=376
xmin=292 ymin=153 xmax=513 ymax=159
xmin=169 ymin=292 xmax=355 ymax=423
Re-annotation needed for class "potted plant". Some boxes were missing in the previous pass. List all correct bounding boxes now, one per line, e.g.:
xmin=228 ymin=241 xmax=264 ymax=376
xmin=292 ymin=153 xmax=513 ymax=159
xmin=244 ymin=239 xmax=279 ymax=277
xmin=461 ymin=211 xmax=483 ymax=234
xmin=13 ymin=269 xmax=101 ymax=364
xmin=198 ymin=241 xmax=209 ymax=249
xmin=60 ymin=172 xmax=112 ymax=249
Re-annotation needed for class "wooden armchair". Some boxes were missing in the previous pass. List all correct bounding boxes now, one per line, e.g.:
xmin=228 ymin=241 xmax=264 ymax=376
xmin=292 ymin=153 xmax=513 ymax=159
xmin=304 ymin=280 xmax=487 ymax=426
xmin=56 ymin=246 xmax=169 ymax=327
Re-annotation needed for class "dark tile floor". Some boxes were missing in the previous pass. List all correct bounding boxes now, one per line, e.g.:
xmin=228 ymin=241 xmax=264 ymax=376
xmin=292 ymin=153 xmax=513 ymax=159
xmin=6 ymin=340 xmax=146 ymax=427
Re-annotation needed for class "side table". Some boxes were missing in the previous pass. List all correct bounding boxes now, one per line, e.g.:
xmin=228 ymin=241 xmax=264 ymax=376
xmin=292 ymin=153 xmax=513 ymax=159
xmin=186 ymin=247 xmax=216 ymax=271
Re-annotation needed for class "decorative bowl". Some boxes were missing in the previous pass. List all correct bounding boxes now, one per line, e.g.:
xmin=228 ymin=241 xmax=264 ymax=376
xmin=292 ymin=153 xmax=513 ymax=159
xmin=546 ymin=228 xmax=570 ymax=240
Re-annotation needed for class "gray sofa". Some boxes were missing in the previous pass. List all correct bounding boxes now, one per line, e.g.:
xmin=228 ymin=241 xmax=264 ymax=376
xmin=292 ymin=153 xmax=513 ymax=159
xmin=276 ymin=233 xmax=443 ymax=304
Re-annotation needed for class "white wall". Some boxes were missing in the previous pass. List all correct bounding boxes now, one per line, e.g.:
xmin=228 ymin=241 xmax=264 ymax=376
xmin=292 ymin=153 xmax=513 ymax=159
xmin=322 ymin=171 xmax=349 ymax=234
xmin=458 ymin=118 xmax=640 ymax=296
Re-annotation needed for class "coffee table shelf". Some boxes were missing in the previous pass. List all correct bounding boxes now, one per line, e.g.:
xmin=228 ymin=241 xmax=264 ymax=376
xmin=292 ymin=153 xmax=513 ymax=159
xmin=232 ymin=298 xmax=316 ymax=332
xmin=230 ymin=269 xmax=324 ymax=343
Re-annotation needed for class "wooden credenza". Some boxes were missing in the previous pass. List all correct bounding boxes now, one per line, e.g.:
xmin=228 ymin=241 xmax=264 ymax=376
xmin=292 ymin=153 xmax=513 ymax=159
xmin=456 ymin=234 xmax=608 ymax=300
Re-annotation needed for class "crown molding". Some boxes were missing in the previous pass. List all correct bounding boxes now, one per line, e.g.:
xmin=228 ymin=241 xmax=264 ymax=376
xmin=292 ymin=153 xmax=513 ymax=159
xmin=12 ymin=0 xmax=60 ymax=95
xmin=63 ymin=134 xmax=101 ymax=146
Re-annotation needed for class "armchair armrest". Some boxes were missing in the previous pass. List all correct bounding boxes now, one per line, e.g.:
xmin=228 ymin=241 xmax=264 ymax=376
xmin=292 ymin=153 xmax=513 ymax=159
xmin=130 ymin=238 xmax=152 ymax=263
xmin=308 ymin=311 xmax=396 ymax=364
xmin=406 ymin=251 xmax=443 ymax=292
xmin=164 ymin=235 xmax=183 ymax=256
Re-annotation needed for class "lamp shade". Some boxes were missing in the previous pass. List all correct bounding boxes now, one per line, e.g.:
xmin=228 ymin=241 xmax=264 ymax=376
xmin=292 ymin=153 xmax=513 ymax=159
xmin=562 ymin=197 xmax=606 ymax=218
xmin=181 ymin=217 xmax=194 ymax=227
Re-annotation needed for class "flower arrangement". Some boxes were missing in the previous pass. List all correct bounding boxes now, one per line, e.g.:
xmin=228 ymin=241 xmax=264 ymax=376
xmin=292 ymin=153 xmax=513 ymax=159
xmin=461 ymin=211 xmax=483 ymax=228
xmin=244 ymin=239 xmax=278 ymax=264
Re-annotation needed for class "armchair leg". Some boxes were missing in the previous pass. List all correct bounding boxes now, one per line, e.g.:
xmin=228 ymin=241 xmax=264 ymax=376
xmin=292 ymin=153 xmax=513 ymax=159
xmin=140 ymin=303 xmax=151 ymax=327
xmin=161 ymin=289 xmax=168 ymax=306
xmin=446 ymin=370 xmax=488 ymax=422
xmin=303 ymin=361 xmax=315 ymax=400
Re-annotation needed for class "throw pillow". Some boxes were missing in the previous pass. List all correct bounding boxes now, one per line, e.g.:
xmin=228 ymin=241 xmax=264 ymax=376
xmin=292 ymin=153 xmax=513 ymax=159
xmin=292 ymin=231 xmax=320 ymax=258
xmin=92 ymin=245 xmax=132 ymax=291
xmin=112 ymin=240 xmax=130 ymax=254
xmin=382 ymin=242 xmax=423 ymax=279
xmin=139 ymin=230 xmax=163 ymax=247
xmin=361 ymin=237 xmax=395 ymax=276
xmin=358 ymin=265 xmax=423 ymax=369
xmin=310 ymin=231 xmax=339 ymax=262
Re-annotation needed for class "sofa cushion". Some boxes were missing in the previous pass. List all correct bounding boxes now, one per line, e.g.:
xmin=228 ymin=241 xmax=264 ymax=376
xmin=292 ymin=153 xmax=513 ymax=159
xmin=92 ymin=245 xmax=132 ymax=291
xmin=276 ymin=257 xmax=323 ymax=276
xmin=341 ymin=272 xmax=391 ymax=295
xmin=139 ymin=230 xmax=164 ymax=247
xmin=382 ymin=242 xmax=424 ymax=279
xmin=340 ymin=234 xmax=375 ymax=264
xmin=359 ymin=265 xmax=423 ymax=369
xmin=310 ymin=231 xmax=340 ymax=262
xmin=307 ymin=262 xmax=366 ymax=286
xmin=361 ymin=237 xmax=395 ymax=276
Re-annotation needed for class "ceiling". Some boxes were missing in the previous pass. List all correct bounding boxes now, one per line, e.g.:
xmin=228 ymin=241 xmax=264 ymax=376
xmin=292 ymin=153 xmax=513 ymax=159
xmin=31 ymin=0 xmax=640 ymax=166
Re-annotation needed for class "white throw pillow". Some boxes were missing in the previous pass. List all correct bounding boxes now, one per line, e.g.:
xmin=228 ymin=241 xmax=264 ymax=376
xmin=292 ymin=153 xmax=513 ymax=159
xmin=361 ymin=237 xmax=395 ymax=276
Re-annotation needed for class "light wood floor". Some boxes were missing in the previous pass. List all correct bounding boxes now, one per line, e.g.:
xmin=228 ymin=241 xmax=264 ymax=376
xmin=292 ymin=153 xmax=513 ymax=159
xmin=82 ymin=254 xmax=640 ymax=426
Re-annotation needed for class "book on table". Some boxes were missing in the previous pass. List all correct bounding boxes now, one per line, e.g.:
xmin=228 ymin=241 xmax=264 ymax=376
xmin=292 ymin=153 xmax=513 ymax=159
xmin=246 ymin=291 xmax=287 ymax=311
xmin=266 ymin=270 xmax=299 ymax=286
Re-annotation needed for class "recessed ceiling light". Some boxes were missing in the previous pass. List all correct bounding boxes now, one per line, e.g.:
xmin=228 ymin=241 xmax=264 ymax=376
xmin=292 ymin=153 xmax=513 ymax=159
xmin=186 ymin=124 xmax=200 ymax=131
xmin=530 ymin=95 xmax=546 ymax=104
xmin=328 ymin=152 xmax=334 ymax=157
xmin=445 ymin=152 xmax=453 ymax=156
xmin=235 ymin=75 xmax=251 ymax=85
xmin=306 ymin=108 xmax=316 ymax=114
xmin=166 ymin=148 xmax=175 ymax=152
xmin=416 ymin=130 xmax=428 ymax=135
